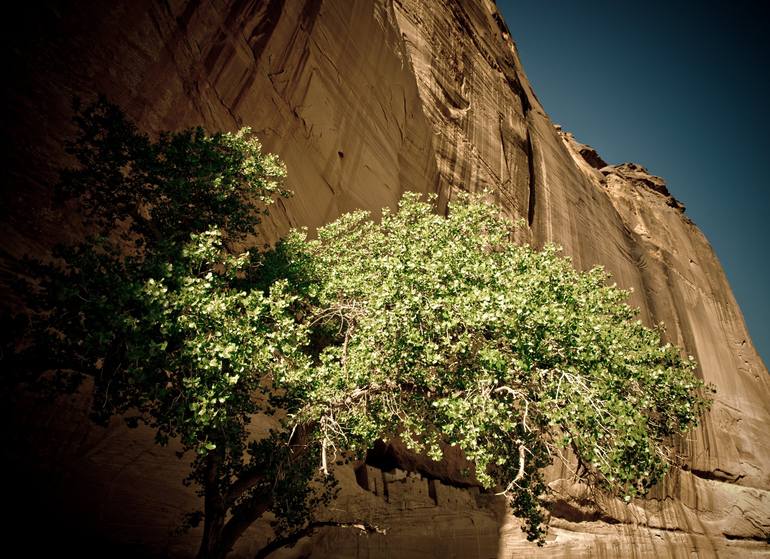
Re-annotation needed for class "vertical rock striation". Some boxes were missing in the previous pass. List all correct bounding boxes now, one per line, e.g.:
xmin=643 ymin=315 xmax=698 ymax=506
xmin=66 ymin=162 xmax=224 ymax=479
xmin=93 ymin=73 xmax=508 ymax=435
xmin=2 ymin=0 xmax=768 ymax=556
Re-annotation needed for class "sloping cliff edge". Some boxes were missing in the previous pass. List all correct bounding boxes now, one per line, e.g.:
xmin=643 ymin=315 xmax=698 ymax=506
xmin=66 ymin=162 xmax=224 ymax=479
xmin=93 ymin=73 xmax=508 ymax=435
xmin=2 ymin=0 xmax=768 ymax=557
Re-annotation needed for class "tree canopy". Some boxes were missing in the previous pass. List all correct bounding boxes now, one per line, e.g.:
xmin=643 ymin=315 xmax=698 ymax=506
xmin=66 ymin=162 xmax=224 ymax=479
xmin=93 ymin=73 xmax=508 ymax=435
xmin=15 ymin=98 xmax=328 ymax=559
xmin=272 ymin=192 xmax=712 ymax=541
xmin=11 ymin=99 xmax=711 ymax=557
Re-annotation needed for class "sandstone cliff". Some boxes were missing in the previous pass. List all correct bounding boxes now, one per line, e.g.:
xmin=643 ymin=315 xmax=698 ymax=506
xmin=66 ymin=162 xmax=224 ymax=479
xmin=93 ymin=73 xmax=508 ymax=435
xmin=3 ymin=0 xmax=768 ymax=557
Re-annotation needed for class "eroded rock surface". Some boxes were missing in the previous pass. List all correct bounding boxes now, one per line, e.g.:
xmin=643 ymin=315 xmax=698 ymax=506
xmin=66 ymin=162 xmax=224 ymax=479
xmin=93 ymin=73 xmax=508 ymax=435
xmin=3 ymin=0 xmax=769 ymax=557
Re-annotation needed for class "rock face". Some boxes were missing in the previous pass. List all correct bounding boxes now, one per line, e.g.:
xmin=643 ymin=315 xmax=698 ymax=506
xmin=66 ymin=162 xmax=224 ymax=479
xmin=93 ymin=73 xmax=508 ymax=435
xmin=3 ymin=0 xmax=769 ymax=557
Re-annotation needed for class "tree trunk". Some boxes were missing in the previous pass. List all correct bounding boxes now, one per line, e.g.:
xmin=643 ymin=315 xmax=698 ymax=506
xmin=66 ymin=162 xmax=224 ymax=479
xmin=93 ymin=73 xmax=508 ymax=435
xmin=196 ymin=454 xmax=228 ymax=559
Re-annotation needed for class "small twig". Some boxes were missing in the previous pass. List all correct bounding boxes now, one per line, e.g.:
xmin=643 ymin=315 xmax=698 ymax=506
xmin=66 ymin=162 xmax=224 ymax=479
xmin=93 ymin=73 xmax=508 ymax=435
xmin=288 ymin=423 xmax=298 ymax=444
xmin=321 ymin=437 xmax=329 ymax=475
xmin=521 ymin=399 xmax=530 ymax=433
xmin=318 ymin=414 xmax=345 ymax=475
xmin=495 ymin=443 xmax=527 ymax=495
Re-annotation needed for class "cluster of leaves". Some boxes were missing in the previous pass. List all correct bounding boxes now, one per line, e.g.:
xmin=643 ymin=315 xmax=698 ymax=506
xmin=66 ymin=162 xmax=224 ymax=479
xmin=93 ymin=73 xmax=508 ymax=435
xmin=12 ymin=98 xmax=712 ymax=556
xmin=26 ymin=98 xmax=294 ymax=449
xmin=273 ymin=192 xmax=712 ymax=542
xmin=15 ymin=98 xmax=329 ymax=559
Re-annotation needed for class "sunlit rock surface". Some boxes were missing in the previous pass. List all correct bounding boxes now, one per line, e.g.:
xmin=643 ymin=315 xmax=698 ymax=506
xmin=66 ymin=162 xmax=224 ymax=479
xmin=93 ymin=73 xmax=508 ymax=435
xmin=3 ymin=0 xmax=769 ymax=556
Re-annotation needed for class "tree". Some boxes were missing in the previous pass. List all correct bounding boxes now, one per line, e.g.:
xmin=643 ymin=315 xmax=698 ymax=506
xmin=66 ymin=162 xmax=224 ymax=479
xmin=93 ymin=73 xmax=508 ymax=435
xmin=11 ymin=98 xmax=711 ymax=557
xmin=12 ymin=98 xmax=331 ymax=559
xmin=272 ymin=192 xmax=713 ymax=542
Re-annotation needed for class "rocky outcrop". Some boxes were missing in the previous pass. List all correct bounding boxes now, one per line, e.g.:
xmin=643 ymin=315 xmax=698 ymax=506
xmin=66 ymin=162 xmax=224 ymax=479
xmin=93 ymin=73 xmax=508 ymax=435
xmin=554 ymin=127 xmax=608 ymax=172
xmin=3 ymin=0 xmax=769 ymax=557
xmin=602 ymin=162 xmax=686 ymax=211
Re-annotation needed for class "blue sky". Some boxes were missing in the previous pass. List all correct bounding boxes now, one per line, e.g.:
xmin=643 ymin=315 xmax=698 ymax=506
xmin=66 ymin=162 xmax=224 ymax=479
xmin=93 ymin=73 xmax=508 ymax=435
xmin=498 ymin=0 xmax=770 ymax=367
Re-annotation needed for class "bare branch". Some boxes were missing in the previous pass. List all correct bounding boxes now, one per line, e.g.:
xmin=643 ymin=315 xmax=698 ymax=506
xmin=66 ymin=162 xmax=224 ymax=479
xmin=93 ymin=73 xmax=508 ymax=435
xmin=254 ymin=520 xmax=385 ymax=559
xmin=514 ymin=443 xmax=526 ymax=482
xmin=496 ymin=443 xmax=527 ymax=496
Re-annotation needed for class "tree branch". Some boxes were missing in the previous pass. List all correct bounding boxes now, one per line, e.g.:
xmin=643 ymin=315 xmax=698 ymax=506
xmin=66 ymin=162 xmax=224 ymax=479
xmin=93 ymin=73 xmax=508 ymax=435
xmin=514 ymin=443 xmax=526 ymax=482
xmin=224 ymin=469 xmax=267 ymax=507
xmin=225 ymin=424 xmax=317 ymax=506
xmin=254 ymin=521 xmax=385 ymax=559
xmin=218 ymin=496 xmax=272 ymax=558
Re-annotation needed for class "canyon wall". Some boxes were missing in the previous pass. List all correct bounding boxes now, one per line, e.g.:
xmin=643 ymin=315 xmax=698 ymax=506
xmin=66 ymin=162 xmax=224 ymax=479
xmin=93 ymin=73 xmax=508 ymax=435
xmin=3 ymin=0 xmax=768 ymax=556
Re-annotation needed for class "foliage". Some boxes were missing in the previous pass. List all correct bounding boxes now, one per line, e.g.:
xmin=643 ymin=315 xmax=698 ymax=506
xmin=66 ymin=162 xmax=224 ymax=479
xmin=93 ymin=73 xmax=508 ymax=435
xmin=16 ymin=98 xmax=329 ymax=559
xmin=13 ymin=97 xmax=712 ymax=555
xmin=273 ymin=192 xmax=713 ymax=542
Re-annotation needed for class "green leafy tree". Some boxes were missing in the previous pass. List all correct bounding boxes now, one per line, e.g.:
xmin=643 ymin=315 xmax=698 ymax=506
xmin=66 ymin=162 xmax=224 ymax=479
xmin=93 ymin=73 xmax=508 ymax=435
xmin=12 ymin=98 xmax=712 ymax=557
xmin=13 ymin=98 xmax=332 ymax=559
xmin=273 ymin=192 xmax=713 ymax=542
